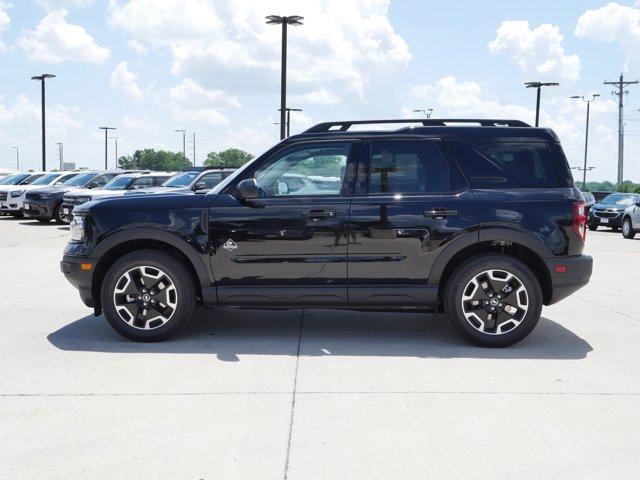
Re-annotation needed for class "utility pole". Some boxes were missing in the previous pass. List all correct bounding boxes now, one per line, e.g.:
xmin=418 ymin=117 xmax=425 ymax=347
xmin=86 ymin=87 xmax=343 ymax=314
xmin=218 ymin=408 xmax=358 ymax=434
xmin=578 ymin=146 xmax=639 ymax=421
xmin=280 ymin=107 xmax=302 ymax=137
xmin=55 ymin=142 xmax=63 ymax=170
xmin=570 ymin=94 xmax=599 ymax=190
xmin=175 ymin=129 xmax=186 ymax=158
xmin=524 ymin=82 xmax=559 ymax=127
xmin=604 ymin=73 xmax=639 ymax=188
xmin=191 ymin=132 xmax=196 ymax=165
xmin=109 ymin=137 xmax=118 ymax=168
xmin=99 ymin=127 xmax=116 ymax=169
xmin=31 ymin=74 xmax=56 ymax=171
xmin=12 ymin=146 xmax=19 ymax=170
xmin=266 ymin=15 xmax=304 ymax=140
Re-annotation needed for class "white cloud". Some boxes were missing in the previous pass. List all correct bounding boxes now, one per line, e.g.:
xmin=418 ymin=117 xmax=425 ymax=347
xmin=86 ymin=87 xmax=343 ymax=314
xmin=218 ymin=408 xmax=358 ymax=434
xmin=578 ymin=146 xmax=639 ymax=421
xmin=0 ymin=94 xmax=82 ymax=132
xmin=121 ymin=114 xmax=162 ymax=133
xmin=17 ymin=9 xmax=110 ymax=63
xmin=127 ymin=39 xmax=147 ymax=55
xmin=35 ymin=0 xmax=94 ymax=10
xmin=489 ymin=20 xmax=580 ymax=82
xmin=0 ymin=1 xmax=10 ymax=52
xmin=290 ymin=87 xmax=341 ymax=105
xmin=167 ymin=78 xmax=241 ymax=125
xmin=110 ymin=61 xmax=143 ymax=101
xmin=575 ymin=2 xmax=640 ymax=67
xmin=108 ymin=0 xmax=411 ymax=101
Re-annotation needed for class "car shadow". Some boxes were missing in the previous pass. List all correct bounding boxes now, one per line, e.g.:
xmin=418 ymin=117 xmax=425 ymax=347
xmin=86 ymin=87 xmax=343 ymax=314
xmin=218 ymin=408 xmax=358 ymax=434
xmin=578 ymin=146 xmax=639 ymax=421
xmin=47 ymin=308 xmax=592 ymax=361
xmin=19 ymin=221 xmax=53 ymax=226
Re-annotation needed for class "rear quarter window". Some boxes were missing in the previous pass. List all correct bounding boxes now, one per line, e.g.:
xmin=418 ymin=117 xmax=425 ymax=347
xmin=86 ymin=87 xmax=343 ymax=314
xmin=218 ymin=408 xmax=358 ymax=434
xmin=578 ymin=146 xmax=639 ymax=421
xmin=446 ymin=140 xmax=561 ymax=188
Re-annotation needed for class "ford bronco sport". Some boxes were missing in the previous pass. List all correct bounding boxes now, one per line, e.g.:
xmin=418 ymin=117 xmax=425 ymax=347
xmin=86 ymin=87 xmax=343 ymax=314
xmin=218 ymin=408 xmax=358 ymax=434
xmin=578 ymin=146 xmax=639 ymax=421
xmin=61 ymin=119 xmax=592 ymax=347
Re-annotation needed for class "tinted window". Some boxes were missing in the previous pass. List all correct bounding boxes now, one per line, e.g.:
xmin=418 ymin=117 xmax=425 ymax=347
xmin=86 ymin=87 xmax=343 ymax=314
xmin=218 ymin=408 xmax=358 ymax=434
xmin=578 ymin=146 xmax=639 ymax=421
xmin=53 ymin=173 xmax=78 ymax=185
xmin=31 ymin=173 xmax=61 ymax=185
xmin=254 ymin=143 xmax=350 ymax=197
xmin=0 ymin=173 xmax=31 ymax=185
xmin=163 ymin=171 xmax=200 ymax=188
xmin=449 ymin=141 xmax=559 ymax=188
xmin=103 ymin=176 xmax=134 ymax=190
xmin=369 ymin=140 xmax=465 ymax=194
xmin=64 ymin=173 xmax=96 ymax=186
xmin=129 ymin=177 xmax=154 ymax=189
xmin=91 ymin=174 xmax=116 ymax=187
xmin=200 ymin=173 xmax=223 ymax=189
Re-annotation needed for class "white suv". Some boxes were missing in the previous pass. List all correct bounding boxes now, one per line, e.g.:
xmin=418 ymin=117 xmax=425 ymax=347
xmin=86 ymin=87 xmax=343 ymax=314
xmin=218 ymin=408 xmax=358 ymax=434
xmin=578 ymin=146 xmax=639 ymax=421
xmin=0 ymin=171 xmax=78 ymax=217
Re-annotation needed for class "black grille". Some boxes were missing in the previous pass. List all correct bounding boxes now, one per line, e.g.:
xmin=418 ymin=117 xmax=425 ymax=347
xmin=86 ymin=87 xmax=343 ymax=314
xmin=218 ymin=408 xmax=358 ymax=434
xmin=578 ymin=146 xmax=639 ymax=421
xmin=0 ymin=192 xmax=6 ymax=201
xmin=26 ymin=192 xmax=41 ymax=201
xmin=593 ymin=209 xmax=620 ymax=218
xmin=63 ymin=196 xmax=90 ymax=205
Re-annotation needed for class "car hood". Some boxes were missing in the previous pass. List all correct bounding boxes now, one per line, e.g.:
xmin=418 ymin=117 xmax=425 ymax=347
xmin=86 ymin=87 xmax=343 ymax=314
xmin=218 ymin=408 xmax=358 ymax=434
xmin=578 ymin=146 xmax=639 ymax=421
xmin=28 ymin=186 xmax=70 ymax=195
xmin=593 ymin=202 xmax=627 ymax=211
xmin=76 ymin=191 xmax=211 ymax=214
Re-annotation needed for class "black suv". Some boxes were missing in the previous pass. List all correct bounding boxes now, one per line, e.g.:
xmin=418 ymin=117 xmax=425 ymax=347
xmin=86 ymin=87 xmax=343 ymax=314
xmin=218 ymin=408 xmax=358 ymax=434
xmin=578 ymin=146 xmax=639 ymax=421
xmin=61 ymin=119 xmax=592 ymax=347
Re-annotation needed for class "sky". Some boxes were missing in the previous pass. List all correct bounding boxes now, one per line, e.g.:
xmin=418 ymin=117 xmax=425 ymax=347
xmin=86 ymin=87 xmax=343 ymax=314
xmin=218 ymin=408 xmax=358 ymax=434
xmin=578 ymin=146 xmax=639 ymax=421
xmin=1 ymin=0 xmax=640 ymax=182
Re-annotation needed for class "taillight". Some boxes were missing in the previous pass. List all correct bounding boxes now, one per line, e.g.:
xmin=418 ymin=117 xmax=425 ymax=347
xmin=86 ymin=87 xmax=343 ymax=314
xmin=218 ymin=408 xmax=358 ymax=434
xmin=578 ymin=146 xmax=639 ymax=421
xmin=573 ymin=200 xmax=587 ymax=242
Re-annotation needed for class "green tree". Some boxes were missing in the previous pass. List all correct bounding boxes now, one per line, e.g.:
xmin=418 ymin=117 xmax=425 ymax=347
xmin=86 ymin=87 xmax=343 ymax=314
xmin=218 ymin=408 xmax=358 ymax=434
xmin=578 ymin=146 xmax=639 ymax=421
xmin=204 ymin=148 xmax=254 ymax=168
xmin=118 ymin=149 xmax=191 ymax=171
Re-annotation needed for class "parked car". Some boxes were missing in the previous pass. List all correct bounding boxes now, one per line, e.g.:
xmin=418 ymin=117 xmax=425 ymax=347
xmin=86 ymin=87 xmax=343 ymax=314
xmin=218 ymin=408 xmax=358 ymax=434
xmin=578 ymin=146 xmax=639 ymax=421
xmin=61 ymin=171 xmax=172 ymax=221
xmin=621 ymin=199 xmax=640 ymax=239
xmin=0 ymin=173 xmax=35 ymax=216
xmin=581 ymin=191 xmax=595 ymax=214
xmin=61 ymin=118 xmax=592 ymax=347
xmin=591 ymin=191 xmax=614 ymax=202
xmin=588 ymin=192 xmax=640 ymax=231
xmin=0 ymin=171 xmax=78 ymax=217
xmin=142 ymin=167 xmax=236 ymax=195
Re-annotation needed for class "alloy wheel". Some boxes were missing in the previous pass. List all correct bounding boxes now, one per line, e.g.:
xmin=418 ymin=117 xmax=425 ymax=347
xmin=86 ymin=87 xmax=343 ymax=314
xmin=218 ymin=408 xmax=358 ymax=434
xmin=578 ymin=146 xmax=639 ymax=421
xmin=461 ymin=269 xmax=529 ymax=335
xmin=113 ymin=265 xmax=178 ymax=330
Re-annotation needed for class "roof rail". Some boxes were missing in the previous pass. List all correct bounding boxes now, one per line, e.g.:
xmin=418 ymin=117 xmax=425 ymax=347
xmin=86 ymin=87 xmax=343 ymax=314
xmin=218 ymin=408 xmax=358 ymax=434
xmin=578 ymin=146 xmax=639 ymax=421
xmin=304 ymin=118 xmax=530 ymax=133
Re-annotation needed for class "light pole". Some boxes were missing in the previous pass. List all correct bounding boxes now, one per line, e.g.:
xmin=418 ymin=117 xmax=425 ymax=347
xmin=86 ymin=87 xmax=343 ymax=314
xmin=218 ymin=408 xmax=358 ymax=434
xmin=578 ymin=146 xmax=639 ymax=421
xmin=12 ymin=147 xmax=19 ymax=170
xmin=413 ymin=108 xmax=434 ymax=118
xmin=109 ymin=137 xmax=118 ymax=168
xmin=525 ymin=81 xmax=559 ymax=126
xmin=280 ymin=107 xmax=302 ymax=137
xmin=191 ymin=132 xmax=196 ymax=165
xmin=266 ymin=14 xmax=304 ymax=141
xmin=570 ymin=94 xmax=599 ymax=190
xmin=99 ymin=126 xmax=116 ymax=169
xmin=175 ymin=129 xmax=186 ymax=158
xmin=31 ymin=74 xmax=56 ymax=171
xmin=55 ymin=142 xmax=63 ymax=170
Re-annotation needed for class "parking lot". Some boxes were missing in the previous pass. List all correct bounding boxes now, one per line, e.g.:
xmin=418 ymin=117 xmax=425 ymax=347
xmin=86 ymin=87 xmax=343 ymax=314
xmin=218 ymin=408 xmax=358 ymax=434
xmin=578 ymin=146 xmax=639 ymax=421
xmin=1 ymin=216 xmax=639 ymax=479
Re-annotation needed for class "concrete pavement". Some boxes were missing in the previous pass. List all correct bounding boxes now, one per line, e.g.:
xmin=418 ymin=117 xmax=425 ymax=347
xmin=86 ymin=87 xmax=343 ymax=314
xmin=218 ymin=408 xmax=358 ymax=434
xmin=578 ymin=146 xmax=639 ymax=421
xmin=0 ymin=216 xmax=639 ymax=479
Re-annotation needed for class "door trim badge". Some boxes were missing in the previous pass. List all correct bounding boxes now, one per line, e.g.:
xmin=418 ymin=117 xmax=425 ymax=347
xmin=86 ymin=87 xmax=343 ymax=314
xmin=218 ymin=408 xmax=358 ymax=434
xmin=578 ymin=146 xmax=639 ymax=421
xmin=223 ymin=239 xmax=238 ymax=252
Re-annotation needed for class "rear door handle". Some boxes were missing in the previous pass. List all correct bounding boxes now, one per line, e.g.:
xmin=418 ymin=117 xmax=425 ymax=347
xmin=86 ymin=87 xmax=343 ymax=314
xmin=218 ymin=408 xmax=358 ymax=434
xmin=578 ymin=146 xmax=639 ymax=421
xmin=424 ymin=208 xmax=458 ymax=219
xmin=302 ymin=209 xmax=336 ymax=220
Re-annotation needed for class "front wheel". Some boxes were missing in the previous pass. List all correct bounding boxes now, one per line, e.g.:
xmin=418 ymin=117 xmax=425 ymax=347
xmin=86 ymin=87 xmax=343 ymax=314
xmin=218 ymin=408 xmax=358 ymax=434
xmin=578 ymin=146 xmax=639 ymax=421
xmin=622 ymin=218 xmax=636 ymax=239
xmin=53 ymin=203 xmax=65 ymax=224
xmin=444 ymin=254 xmax=543 ymax=347
xmin=588 ymin=224 xmax=598 ymax=231
xmin=101 ymin=250 xmax=197 ymax=342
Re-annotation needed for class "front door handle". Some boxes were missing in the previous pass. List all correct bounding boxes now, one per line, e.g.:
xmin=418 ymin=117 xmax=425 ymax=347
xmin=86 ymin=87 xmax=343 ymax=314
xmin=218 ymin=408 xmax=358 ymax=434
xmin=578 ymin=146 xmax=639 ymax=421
xmin=424 ymin=208 xmax=458 ymax=219
xmin=302 ymin=209 xmax=336 ymax=220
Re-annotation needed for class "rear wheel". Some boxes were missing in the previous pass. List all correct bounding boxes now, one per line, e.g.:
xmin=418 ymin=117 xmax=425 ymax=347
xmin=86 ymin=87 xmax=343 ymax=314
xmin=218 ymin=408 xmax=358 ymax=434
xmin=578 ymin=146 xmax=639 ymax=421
xmin=53 ymin=203 xmax=65 ymax=224
xmin=445 ymin=254 xmax=542 ymax=347
xmin=101 ymin=250 xmax=197 ymax=342
xmin=622 ymin=218 xmax=636 ymax=239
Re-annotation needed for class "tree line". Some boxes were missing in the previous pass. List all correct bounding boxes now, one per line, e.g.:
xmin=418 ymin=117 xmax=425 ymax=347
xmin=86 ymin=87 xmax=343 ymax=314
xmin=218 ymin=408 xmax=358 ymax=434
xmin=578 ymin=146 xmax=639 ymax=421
xmin=584 ymin=181 xmax=640 ymax=194
xmin=117 ymin=148 xmax=254 ymax=170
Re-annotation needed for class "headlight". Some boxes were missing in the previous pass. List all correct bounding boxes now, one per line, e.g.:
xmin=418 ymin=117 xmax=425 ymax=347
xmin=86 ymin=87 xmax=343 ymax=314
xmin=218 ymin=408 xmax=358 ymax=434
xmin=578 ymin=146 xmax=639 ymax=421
xmin=69 ymin=215 xmax=86 ymax=242
xmin=10 ymin=190 xmax=25 ymax=197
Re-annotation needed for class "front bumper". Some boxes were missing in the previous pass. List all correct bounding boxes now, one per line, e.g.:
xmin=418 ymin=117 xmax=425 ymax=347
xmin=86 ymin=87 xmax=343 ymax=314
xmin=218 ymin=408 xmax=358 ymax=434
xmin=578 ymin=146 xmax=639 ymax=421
xmin=589 ymin=211 xmax=623 ymax=228
xmin=544 ymin=254 xmax=593 ymax=305
xmin=61 ymin=255 xmax=98 ymax=310
xmin=0 ymin=195 xmax=24 ymax=213
xmin=23 ymin=198 xmax=57 ymax=219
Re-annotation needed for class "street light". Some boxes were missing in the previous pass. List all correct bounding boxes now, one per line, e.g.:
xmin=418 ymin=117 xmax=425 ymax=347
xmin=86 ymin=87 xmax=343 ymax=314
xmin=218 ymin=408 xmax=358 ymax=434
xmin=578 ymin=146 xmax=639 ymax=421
xmin=109 ymin=137 xmax=118 ymax=168
xmin=174 ymin=129 xmax=186 ymax=158
xmin=31 ymin=74 xmax=56 ymax=171
xmin=11 ymin=146 xmax=19 ymax=170
xmin=525 ymin=81 xmax=559 ymax=127
xmin=99 ymin=126 xmax=116 ymax=169
xmin=570 ymin=94 xmax=600 ymax=190
xmin=266 ymin=14 xmax=304 ymax=140
xmin=413 ymin=108 xmax=434 ymax=118
xmin=279 ymin=107 xmax=302 ymax=137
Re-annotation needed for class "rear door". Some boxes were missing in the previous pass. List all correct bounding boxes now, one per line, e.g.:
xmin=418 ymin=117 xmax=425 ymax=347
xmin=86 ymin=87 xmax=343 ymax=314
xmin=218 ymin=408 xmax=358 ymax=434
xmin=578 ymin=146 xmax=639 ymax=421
xmin=348 ymin=137 xmax=477 ymax=306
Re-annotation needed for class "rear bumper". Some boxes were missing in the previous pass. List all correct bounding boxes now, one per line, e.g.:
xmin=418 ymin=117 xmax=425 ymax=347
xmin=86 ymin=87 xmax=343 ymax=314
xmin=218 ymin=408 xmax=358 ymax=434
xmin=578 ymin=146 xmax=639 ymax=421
xmin=544 ymin=254 xmax=593 ymax=305
xmin=61 ymin=255 xmax=98 ymax=310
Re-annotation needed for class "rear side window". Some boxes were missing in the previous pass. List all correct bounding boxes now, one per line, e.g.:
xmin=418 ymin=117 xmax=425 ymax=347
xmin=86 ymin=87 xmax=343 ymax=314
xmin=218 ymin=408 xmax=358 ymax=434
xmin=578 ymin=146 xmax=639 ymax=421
xmin=447 ymin=141 xmax=560 ymax=188
xmin=368 ymin=140 xmax=466 ymax=194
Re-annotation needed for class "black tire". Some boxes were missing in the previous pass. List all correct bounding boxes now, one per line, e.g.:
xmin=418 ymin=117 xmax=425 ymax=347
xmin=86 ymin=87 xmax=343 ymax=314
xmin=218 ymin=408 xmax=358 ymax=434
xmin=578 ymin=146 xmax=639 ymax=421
xmin=611 ymin=227 xmax=619 ymax=232
xmin=444 ymin=254 xmax=543 ymax=347
xmin=53 ymin=203 xmax=65 ymax=224
xmin=622 ymin=218 xmax=636 ymax=239
xmin=36 ymin=218 xmax=50 ymax=223
xmin=100 ymin=250 xmax=197 ymax=342
xmin=588 ymin=224 xmax=598 ymax=231
xmin=10 ymin=212 xmax=23 ymax=218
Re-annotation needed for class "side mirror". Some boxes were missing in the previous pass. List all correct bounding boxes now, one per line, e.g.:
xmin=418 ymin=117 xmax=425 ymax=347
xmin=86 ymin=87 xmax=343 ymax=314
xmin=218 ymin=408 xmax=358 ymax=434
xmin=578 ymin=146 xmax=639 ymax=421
xmin=193 ymin=181 xmax=207 ymax=192
xmin=236 ymin=178 xmax=260 ymax=200
xmin=86 ymin=182 xmax=99 ymax=189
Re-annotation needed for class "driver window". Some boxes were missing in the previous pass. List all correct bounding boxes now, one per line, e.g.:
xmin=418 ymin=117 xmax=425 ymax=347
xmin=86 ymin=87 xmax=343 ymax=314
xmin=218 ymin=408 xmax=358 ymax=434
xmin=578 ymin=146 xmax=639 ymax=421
xmin=253 ymin=143 xmax=351 ymax=197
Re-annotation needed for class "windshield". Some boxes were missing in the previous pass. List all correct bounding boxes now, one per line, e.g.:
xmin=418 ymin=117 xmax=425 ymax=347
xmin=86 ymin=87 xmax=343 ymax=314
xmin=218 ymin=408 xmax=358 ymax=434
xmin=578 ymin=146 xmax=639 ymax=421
xmin=103 ymin=175 xmax=134 ymax=190
xmin=0 ymin=173 xmax=30 ymax=185
xmin=601 ymin=194 xmax=639 ymax=206
xmin=162 ymin=171 xmax=200 ymax=188
xmin=63 ymin=172 xmax=96 ymax=186
xmin=31 ymin=173 xmax=61 ymax=185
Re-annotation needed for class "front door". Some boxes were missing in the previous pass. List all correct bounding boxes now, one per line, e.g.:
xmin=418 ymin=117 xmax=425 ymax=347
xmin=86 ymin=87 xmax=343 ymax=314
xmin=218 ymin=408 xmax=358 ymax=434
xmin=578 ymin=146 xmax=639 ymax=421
xmin=209 ymin=140 xmax=358 ymax=306
xmin=348 ymin=138 xmax=477 ymax=306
